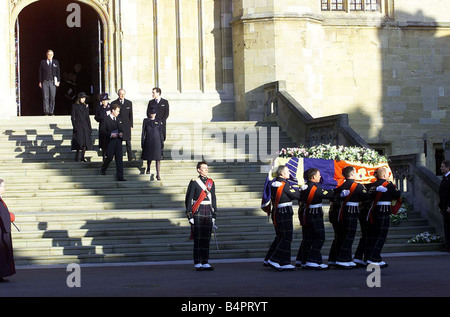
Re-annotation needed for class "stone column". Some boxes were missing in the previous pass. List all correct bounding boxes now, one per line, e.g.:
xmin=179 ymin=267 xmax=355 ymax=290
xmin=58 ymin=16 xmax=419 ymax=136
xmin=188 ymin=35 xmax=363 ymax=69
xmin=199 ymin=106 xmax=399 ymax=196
xmin=1 ymin=0 xmax=16 ymax=118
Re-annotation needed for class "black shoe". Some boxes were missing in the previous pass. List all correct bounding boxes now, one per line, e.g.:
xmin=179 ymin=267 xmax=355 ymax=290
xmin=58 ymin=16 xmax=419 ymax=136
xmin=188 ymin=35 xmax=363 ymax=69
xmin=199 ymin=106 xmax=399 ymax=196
xmin=81 ymin=158 xmax=87 ymax=162
xmin=118 ymin=178 xmax=127 ymax=181
xmin=0 ymin=277 xmax=9 ymax=283
xmin=145 ymin=169 xmax=150 ymax=174
xmin=156 ymin=176 xmax=161 ymax=181
xmin=99 ymin=170 xmax=106 ymax=175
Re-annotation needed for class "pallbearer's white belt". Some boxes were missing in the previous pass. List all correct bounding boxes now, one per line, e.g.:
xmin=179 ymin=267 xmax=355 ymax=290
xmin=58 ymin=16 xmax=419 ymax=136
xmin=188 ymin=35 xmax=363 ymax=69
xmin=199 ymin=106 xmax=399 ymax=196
xmin=309 ymin=204 xmax=323 ymax=208
xmin=376 ymin=201 xmax=391 ymax=206
xmin=277 ymin=202 xmax=292 ymax=208
xmin=346 ymin=202 xmax=359 ymax=207
xmin=194 ymin=200 xmax=211 ymax=205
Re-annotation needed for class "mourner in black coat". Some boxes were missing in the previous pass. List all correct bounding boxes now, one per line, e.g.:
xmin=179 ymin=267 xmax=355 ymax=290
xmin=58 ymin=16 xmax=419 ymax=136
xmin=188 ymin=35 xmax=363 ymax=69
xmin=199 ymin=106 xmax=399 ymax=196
xmin=439 ymin=160 xmax=450 ymax=251
xmin=114 ymin=89 xmax=136 ymax=161
xmin=94 ymin=93 xmax=111 ymax=160
xmin=147 ymin=87 xmax=169 ymax=141
xmin=99 ymin=104 xmax=126 ymax=181
xmin=141 ymin=106 xmax=164 ymax=180
xmin=0 ymin=179 xmax=16 ymax=282
xmin=71 ymin=92 xmax=93 ymax=162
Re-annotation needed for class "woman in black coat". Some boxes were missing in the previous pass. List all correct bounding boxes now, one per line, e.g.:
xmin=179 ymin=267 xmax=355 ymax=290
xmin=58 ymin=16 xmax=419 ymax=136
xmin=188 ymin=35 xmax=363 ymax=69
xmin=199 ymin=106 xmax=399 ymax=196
xmin=94 ymin=93 xmax=111 ymax=160
xmin=0 ymin=179 xmax=15 ymax=282
xmin=71 ymin=92 xmax=93 ymax=162
xmin=141 ymin=106 xmax=164 ymax=180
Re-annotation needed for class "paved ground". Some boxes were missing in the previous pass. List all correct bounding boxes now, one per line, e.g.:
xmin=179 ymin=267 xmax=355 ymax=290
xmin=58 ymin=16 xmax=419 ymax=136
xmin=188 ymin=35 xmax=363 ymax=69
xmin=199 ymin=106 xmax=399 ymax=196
xmin=1 ymin=252 xmax=449 ymax=312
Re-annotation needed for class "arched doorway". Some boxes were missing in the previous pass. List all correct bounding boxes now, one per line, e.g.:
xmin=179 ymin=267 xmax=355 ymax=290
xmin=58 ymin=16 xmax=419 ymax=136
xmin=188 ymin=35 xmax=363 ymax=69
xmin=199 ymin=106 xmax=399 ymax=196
xmin=16 ymin=0 xmax=105 ymax=116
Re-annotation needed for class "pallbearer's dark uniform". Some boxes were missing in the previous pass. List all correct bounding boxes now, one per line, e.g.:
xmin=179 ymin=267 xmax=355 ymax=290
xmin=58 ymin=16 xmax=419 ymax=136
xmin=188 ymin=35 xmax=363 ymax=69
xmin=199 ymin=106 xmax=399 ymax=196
xmin=264 ymin=177 xmax=301 ymax=267
xmin=354 ymin=182 xmax=377 ymax=264
xmin=365 ymin=179 xmax=400 ymax=263
xmin=0 ymin=198 xmax=15 ymax=279
xmin=296 ymin=181 xmax=334 ymax=266
xmin=328 ymin=179 xmax=370 ymax=264
xmin=185 ymin=176 xmax=217 ymax=266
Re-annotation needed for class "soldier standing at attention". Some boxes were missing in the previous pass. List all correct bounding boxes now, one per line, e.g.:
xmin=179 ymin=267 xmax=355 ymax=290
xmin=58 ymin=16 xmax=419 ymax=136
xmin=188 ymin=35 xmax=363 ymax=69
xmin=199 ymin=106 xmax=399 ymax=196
xmin=185 ymin=161 xmax=217 ymax=271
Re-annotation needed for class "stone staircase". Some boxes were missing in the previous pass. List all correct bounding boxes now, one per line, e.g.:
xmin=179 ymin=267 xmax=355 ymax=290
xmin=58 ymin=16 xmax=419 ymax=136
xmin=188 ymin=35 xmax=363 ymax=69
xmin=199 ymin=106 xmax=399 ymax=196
xmin=0 ymin=116 xmax=443 ymax=266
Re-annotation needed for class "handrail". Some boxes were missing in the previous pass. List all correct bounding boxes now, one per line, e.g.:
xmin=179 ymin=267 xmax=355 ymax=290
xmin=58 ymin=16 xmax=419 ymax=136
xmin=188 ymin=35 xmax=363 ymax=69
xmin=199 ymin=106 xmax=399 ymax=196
xmin=389 ymin=153 xmax=443 ymax=235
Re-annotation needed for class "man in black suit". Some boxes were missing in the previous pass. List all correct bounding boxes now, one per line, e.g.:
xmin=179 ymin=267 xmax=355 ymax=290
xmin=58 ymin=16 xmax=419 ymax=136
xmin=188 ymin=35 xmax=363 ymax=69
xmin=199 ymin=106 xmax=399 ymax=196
xmin=114 ymin=89 xmax=136 ymax=161
xmin=439 ymin=160 xmax=450 ymax=251
xmin=147 ymin=87 xmax=169 ymax=141
xmin=39 ymin=50 xmax=61 ymax=115
xmin=100 ymin=104 xmax=126 ymax=181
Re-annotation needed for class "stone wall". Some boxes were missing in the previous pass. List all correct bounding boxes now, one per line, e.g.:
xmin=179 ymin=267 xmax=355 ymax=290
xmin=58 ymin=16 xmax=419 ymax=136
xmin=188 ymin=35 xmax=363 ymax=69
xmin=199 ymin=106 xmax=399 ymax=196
xmin=231 ymin=0 xmax=450 ymax=162
xmin=117 ymin=0 xmax=236 ymax=121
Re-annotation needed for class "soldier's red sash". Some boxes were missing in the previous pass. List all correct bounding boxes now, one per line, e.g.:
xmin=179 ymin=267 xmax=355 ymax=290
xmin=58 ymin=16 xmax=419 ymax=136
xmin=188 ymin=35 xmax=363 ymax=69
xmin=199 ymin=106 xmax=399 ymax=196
xmin=271 ymin=181 xmax=286 ymax=227
xmin=338 ymin=182 xmax=358 ymax=222
xmin=366 ymin=181 xmax=389 ymax=223
xmin=191 ymin=178 xmax=214 ymax=214
xmin=303 ymin=185 xmax=317 ymax=226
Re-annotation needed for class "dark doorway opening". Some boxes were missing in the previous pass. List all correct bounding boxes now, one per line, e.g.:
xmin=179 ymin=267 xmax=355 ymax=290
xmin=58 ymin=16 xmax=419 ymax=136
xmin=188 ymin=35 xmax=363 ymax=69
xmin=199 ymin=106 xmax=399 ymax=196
xmin=16 ymin=0 xmax=104 ymax=116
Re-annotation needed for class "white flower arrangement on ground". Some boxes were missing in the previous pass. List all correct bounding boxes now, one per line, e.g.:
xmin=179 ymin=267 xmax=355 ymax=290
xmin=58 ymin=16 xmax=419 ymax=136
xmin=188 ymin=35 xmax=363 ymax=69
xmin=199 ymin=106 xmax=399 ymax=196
xmin=407 ymin=231 xmax=442 ymax=244
xmin=278 ymin=144 xmax=388 ymax=165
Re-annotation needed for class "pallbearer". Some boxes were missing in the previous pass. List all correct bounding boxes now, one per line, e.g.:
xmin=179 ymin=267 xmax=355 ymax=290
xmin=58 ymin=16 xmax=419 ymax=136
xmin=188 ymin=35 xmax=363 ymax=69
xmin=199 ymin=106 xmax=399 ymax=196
xmin=328 ymin=166 xmax=370 ymax=269
xmin=185 ymin=161 xmax=217 ymax=271
xmin=364 ymin=167 xmax=401 ymax=268
xmin=263 ymin=165 xmax=302 ymax=271
xmin=296 ymin=168 xmax=334 ymax=270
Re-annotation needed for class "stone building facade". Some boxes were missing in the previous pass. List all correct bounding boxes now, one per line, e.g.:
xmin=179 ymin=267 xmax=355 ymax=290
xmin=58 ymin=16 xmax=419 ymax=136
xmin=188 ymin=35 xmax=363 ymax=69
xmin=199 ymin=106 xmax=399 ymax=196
xmin=1 ymin=0 xmax=449 ymax=169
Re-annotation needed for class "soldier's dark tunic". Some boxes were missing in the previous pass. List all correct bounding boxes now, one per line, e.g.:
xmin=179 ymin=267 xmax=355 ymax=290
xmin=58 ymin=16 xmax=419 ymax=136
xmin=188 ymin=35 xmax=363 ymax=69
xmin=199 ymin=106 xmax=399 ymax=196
xmin=0 ymin=198 xmax=15 ymax=278
xmin=185 ymin=176 xmax=217 ymax=265
xmin=328 ymin=179 xmax=370 ymax=264
xmin=264 ymin=177 xmax=301 ymax=267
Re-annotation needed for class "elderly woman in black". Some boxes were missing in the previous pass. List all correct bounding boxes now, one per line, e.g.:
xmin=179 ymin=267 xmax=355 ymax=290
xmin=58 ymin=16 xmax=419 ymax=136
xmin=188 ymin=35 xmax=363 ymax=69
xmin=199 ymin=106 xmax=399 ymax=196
xmin=0 ymin=179 xmax=16 ymax=282
xmin=141 ymin=106 xmax=164 ymax=180
xmin=71 ymin=92 xmax=93 ymax=162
